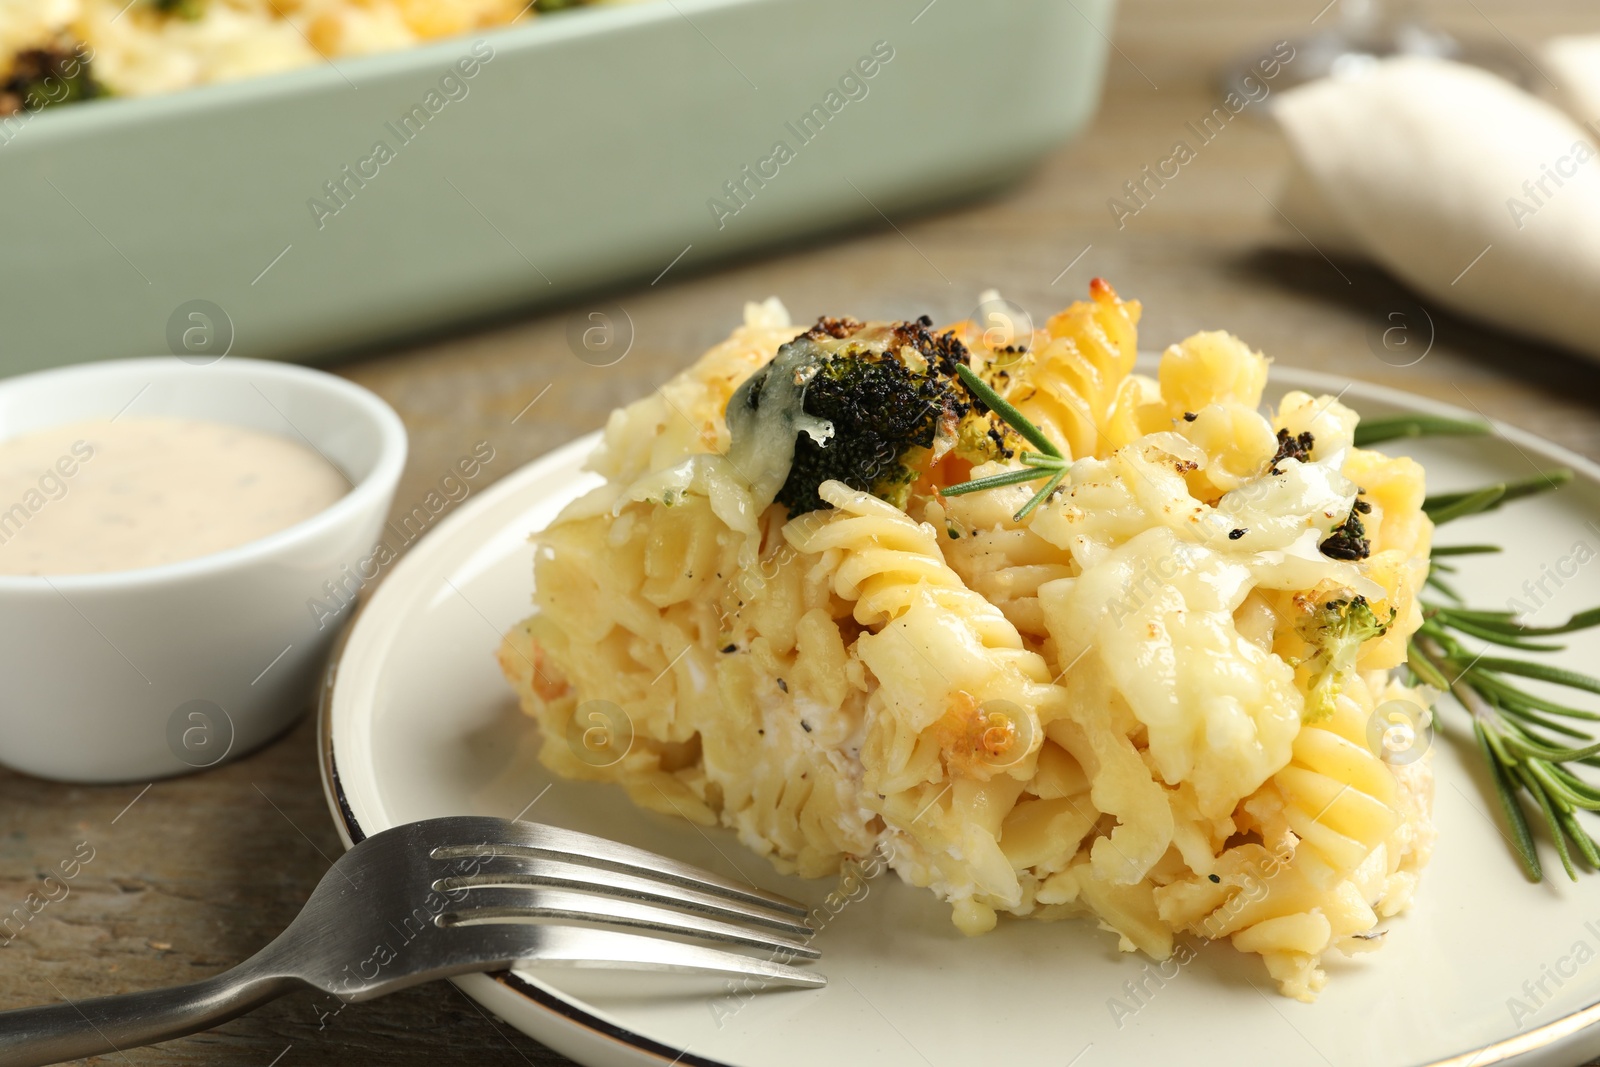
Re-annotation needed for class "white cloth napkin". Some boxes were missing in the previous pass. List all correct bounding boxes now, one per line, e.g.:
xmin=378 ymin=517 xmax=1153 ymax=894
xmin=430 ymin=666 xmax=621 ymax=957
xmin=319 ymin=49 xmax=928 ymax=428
xmin=1272 ymin=48 xmax=1600 ymax=362
xmin=1548 ymin=35 xmax=1600 ymax=125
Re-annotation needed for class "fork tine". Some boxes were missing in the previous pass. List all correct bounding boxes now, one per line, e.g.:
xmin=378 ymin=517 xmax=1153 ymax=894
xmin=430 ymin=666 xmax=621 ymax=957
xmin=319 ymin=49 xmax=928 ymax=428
xmin=434 ymin=855 xmax=813 ymax=937
xmin=438 ymin=886 xmax=820 ymax=960
xmin=446 ymin=924 xmax=827 ymax=989
xmin=429 ymin=817 xmax=810 ymax=918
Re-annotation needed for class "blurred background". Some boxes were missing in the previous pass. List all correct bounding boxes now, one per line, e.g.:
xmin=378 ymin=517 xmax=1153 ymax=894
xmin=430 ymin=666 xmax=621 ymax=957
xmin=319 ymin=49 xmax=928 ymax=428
xmin=4 ymin=0 xmax=1600 ymax=1062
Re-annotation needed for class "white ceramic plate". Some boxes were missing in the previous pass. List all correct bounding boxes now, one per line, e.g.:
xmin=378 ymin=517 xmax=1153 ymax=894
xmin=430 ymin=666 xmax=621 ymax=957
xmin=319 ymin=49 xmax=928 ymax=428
xmin=320 ymin=365 xmax=1600 ymax=1067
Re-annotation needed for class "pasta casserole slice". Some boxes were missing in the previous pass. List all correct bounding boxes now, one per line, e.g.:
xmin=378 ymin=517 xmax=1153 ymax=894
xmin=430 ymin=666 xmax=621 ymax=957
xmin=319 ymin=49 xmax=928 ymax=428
xmin=498 ymin=280 xmax=1435 ymax=1000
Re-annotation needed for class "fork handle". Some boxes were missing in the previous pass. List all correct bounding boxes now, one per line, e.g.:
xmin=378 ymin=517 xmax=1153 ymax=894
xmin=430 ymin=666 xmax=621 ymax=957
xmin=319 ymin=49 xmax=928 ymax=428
xmin=0 ymin=967 xmax=302 ymax=1067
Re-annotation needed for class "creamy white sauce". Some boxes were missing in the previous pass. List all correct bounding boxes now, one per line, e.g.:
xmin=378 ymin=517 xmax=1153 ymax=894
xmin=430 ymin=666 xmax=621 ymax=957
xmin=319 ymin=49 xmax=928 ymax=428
xmin=0 ymin=417 xmax=349 ymax=576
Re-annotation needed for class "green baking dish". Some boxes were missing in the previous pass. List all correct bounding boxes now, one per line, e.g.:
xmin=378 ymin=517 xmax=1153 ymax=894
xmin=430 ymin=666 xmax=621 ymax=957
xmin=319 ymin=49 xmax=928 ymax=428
xmin=0 ymin=0 xmax=1114 ymax=373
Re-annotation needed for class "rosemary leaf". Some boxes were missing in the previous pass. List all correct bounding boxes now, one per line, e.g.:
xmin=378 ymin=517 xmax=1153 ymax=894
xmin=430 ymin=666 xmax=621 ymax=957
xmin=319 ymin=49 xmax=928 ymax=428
xmin=1515 ymin=762 xmax=1577 ymax=880
xmin=1559 ymin=809 xmax=1600 ymax=869
xmin=1497 ymin=606 xmax=1600 ymax=637
xmin=1535 ymin=759 xmax=1600 ymax=811
xmin=1427 ymin=606 xmax=1512 ymax=629
xmin=955 ymin=364 xmax=1061 ymax=459
xmin=1425 ymin=570 xmax=1464 ymax=601
xmin=941 ymin=467 xmax=1053 ymax=496
xmin=1470 ymin=658 xmax=1600 ymax=696
xmin=1429 ymin=544 xmax=1503 ymax=557
xmin=1426 ymin=484 xmax=1507 ymax=525
xmin=1501 ymin=721 xmax=1583 ymax=760
xmin=1502 ymin=730 xmax=1600 ymax=764
xmin=1552 ymin=764 xmax=1600 ymax=805
xmin=1499 ymin=703 xmax=1592 ymax=740
xmin=1472 ymin=674 xmax=1600 ymax=720
xmin=1407 ymin=645 xmax=1451 ymax=690
xmin=1478 ymin=719 xmax=1543 ymax=880
xmin=1436 ymin=606 xmax=1519 ymax=625
xmin=1528 ymin=760 xmax=1579 ymax=814
xmin=1352 ymin=414 xmax=1491 ymax=447
xmin=1424 ymin=470 xmax=1574 ymax=522
xmin=1014 ymin=469 xmax=1066 ymax=522
xmin=1431 ymin=613 xmax=1563 ymax=652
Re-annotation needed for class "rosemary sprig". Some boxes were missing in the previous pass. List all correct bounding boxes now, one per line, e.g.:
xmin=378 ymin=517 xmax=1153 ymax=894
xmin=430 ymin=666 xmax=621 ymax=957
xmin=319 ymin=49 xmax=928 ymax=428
xmin=945 ymin=364 xmax=1068 ymax=520
xmin=946 ymin=380 xmax=1600 ymax=882
xmin=1411 ymin=604 xmax=1600 ymax=882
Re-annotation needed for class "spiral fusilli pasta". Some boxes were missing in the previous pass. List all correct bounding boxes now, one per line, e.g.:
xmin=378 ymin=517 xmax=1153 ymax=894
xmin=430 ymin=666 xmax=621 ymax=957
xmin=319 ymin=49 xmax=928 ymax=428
xmin=500 ymin=282 xmax=1436 ymax=999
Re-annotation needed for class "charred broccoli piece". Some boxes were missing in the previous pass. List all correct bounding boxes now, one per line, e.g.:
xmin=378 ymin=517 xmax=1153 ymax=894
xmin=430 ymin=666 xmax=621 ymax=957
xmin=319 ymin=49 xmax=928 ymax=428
xmin=1269 ymin=428 xmax=1315 ymax=475
xmin=779 ymin=349 xmax=948 ymax=514
xmin=731 ymin=316 xmax=1003 ymax=517
xmin=1320 ymin=497 xmax=1373 ymax=561
xmin=1294 ymin=595 xmax=1396 ymax=722
xmin=1 ymin=47 xmax=104 ymax=116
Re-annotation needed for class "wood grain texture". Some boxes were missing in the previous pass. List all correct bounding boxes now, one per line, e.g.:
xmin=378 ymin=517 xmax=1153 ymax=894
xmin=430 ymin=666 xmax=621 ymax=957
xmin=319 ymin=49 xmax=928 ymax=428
xmin=5 ymin=0 xmax=1600 ymax=1063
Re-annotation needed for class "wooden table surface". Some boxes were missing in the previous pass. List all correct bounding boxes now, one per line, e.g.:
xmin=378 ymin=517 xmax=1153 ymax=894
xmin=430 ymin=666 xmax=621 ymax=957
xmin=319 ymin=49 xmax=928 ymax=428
xmin=7 ymin=1 xmax=1600 ymax=1064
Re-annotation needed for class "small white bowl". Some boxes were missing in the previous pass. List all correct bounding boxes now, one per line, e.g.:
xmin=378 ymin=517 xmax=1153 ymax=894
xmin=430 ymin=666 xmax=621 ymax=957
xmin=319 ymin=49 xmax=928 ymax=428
xmin=0 ymin=357 xmax=406 ymax=783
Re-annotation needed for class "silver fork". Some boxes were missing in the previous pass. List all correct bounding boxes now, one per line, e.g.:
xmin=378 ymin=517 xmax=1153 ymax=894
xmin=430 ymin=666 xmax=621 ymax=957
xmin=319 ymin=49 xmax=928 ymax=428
xmin=0 ymin=816 xmax=823 ymax=1067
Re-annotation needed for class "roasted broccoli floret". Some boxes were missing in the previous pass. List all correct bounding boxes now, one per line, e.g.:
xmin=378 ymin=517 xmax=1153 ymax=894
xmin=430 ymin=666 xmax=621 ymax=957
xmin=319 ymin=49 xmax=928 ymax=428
xmin=778 ymin=349 xmax=942 ymax=513
xmin=729 ymin=316 xmax=1007 ymax=517
xmin=1294 ymin=595 xmax=1395 ymax=723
